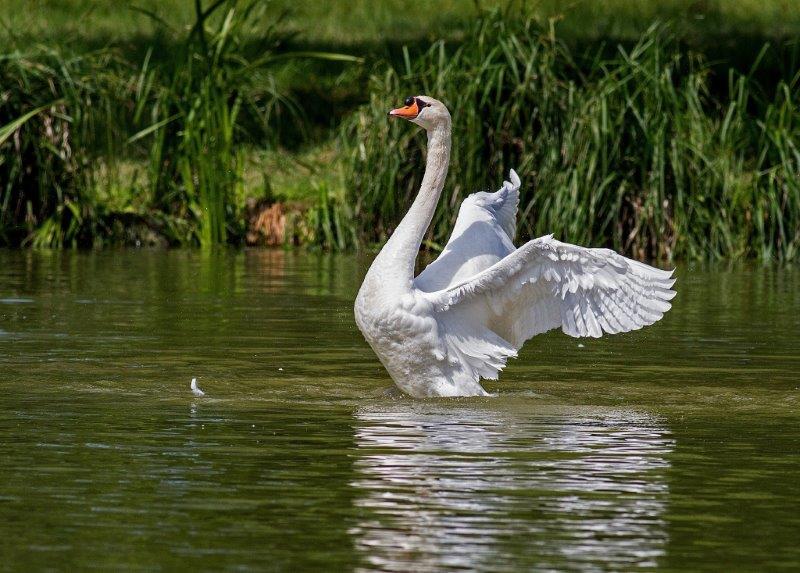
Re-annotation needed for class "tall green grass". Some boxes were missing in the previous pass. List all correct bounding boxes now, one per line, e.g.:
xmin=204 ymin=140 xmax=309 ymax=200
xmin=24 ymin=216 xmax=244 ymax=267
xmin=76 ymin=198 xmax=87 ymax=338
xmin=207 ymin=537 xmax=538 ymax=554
xmin=129 ymin=0 xmax=294 ymax=246
xmin=0 ymin=49 xmax=122 ymax=247
xmin=341 ymin=10 xmax=800 ymax=261
xmin=1 ymin=4 xmax=798 ymax=259
xmin=129 ymin=0 xmax=357 ymax=247
xmin=0 ymin=0 xmax=356 ymax=248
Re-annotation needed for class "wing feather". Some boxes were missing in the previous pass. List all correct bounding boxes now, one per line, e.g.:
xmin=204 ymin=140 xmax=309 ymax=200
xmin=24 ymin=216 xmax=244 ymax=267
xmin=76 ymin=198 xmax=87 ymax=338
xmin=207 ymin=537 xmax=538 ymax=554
xmin=424 ymin=235 xmax=676 ymax=347
xmin=415 ymin=171 xmax=521 ymax=292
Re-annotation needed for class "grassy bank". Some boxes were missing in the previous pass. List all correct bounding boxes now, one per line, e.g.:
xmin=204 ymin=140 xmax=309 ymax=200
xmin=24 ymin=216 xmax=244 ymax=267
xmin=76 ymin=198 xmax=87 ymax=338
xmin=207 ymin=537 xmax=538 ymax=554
xmin=5 ymin=1 xmax=800 ymax=47
xmin=0 ymin=1 xmax=798 ymax=259
xmin=0 ymin=1 xmax=356 ymax=247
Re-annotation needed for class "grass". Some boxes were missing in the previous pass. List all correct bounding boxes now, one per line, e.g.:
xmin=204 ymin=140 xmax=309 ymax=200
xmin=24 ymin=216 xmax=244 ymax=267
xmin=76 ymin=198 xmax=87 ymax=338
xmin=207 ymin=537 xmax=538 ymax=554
xmin=4 ymin=2 xmax=799 ymax=114
xmin=129 ymin=0 xmax=273 ymax=247
xmin=0 ymin=1 xmax=798 ymax=259
xmin=4 ymin=1 xmax=800 ymax=46
xmin=341 ymin=12 xmax=800 ymax=261
xmin=0 ymin=49 xmax=117 ymax=247
xmin=0 ymin=0 xmax=356 ymax=247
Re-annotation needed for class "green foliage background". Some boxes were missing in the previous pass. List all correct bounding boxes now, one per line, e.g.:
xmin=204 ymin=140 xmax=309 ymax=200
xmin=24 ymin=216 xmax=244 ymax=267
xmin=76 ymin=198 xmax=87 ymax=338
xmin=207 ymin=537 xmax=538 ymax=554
xmin=0 ymin=0 xmax=798 ymax=259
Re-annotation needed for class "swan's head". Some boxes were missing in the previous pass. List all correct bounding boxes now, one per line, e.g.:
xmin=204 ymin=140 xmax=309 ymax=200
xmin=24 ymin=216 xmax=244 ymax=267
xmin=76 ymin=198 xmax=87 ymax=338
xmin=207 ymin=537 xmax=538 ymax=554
xmin=388 ymin=95 xmax=450 ymax=130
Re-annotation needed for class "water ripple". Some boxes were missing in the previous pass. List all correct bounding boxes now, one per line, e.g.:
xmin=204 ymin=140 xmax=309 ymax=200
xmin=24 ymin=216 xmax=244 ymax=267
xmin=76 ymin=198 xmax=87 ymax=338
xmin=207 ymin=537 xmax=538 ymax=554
xmin=350 ymin=405 xmax=674 ymax=572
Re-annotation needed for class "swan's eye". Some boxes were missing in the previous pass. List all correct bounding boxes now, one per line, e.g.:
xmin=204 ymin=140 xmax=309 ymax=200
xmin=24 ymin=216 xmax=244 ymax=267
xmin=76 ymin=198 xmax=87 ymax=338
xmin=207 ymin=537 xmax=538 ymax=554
xmin=404 ymin=96 xmax=414 ymax=107
xmin=415 ymin=98 xmax=431 ymax=110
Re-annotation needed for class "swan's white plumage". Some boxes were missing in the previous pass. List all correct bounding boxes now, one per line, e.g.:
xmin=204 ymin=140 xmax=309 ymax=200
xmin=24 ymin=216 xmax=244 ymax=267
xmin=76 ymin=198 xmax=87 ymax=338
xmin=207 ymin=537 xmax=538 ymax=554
xmin=415 ymin=170 xmax=520 ymax=293
xmin=423 ymin=233 xmax=676 ymax=347
xmin=354 ymin=96 xmax=675 ymax=398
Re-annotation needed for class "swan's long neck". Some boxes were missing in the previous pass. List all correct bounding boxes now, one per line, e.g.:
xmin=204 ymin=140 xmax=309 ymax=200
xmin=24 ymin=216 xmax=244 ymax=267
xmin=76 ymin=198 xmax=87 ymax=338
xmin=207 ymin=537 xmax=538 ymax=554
xmin=372 ymin=120 xmax=451 ymax=287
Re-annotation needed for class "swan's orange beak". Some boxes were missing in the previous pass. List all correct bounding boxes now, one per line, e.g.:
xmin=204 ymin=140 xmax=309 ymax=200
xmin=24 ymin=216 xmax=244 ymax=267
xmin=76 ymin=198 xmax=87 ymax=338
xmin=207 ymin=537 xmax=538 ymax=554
xmin=388 ymin=100 xmax=419 ymax=120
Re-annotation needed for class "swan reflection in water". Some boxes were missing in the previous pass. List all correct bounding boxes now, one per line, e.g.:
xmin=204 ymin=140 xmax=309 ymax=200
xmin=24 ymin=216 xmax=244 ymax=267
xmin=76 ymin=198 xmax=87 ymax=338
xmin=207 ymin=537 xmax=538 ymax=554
xmin=349 ymin=404 xmax=674 ymax=572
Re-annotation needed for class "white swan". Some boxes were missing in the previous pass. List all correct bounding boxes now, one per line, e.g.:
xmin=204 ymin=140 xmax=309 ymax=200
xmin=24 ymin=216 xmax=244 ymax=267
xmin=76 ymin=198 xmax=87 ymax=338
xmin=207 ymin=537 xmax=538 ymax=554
xmin=354 ymin=96 xmax=676 ymax=398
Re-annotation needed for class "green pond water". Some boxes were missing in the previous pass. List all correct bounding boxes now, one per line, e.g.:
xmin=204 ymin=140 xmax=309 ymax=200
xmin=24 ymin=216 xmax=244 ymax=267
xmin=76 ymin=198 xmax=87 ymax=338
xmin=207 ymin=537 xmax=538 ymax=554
xmin=0 ymin=249 xmax=798 ymax=572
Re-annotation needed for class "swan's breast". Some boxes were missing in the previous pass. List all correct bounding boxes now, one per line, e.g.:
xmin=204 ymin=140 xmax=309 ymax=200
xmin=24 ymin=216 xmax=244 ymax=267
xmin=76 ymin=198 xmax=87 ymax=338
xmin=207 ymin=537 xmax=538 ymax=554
xmin=355 ymin=288 xmax=440 ymax=357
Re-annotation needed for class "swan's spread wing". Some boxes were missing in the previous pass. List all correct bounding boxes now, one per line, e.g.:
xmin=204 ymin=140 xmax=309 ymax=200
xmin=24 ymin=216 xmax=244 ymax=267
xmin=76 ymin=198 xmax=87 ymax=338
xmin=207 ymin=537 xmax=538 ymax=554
xmin=424 ymin=234 xmax=676 ymax=348
xmin=415 ymin=170 xmax=521 ymax=292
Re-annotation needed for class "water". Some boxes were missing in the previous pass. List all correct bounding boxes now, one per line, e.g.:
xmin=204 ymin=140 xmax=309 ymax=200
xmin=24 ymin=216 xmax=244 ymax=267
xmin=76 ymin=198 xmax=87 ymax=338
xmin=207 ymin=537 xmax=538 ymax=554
xmin=0 ymin=249 xmax=798 ymax=571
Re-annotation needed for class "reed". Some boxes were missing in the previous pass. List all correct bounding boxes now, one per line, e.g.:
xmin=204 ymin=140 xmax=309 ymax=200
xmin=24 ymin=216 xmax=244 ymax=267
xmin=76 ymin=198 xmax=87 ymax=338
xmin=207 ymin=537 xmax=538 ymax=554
xmin=1 ymin=4 xmax=797 ymax=258
xmin=0 ymin=0 xmax=356 ymax=248
xmin=340 ymin=10 xmax=800 ymax=261
xmin=0 ymin=49 xmax=120 ymax=247
xmin=128 ymin=1 xmax=278 ymax=246
xmin=128 ymin=0 xmax=357 ymax=247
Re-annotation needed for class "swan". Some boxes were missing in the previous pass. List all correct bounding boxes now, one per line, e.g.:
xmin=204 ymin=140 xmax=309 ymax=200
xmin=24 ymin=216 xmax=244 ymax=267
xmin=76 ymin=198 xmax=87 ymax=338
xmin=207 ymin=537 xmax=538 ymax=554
xmin=354 ymin=96 xmax=676 ymax=398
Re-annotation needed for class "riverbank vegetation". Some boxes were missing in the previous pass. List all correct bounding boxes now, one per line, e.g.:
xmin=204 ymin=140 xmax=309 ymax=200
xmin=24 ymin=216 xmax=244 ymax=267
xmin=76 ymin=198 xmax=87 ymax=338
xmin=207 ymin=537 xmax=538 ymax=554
xmin=1 ymin=1 xmax=798 ymax=260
